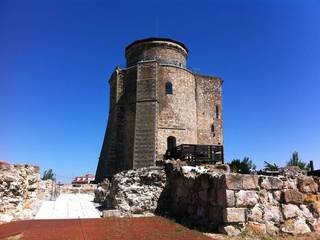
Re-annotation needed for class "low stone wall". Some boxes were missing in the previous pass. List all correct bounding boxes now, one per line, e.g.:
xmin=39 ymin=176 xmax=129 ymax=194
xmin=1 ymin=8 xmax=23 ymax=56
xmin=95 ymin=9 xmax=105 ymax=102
xmin=96 ymin=161 xmax=320 ymax=236
xmin=0 ymin=161 xmax=40 ymax=223
xmin=166 ymin=163 xmax=320 ymax=236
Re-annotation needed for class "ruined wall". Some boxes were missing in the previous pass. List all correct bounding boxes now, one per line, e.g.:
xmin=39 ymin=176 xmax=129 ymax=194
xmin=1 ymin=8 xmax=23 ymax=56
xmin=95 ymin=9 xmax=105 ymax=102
xmin=96 ymin=162 xmax=320 ymax=236
xmin=167 ymin=164 xmax=320 ymax=236
xmin=0 ymin=161 xmax=40 ymax=223
xmin=195 ymin=75 xmax=223 ymax=145
xmin=157 ymin=66 xmax=197 ymax=158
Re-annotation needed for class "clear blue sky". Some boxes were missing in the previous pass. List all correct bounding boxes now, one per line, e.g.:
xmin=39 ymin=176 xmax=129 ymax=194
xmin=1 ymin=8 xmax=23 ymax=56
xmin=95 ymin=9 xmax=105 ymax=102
xmin=1 ymin=0 xmax=320 ymax=182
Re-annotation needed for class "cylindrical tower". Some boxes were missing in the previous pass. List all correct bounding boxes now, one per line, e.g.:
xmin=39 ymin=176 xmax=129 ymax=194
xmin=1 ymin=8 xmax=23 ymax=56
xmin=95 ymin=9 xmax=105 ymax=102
xmin=125 ymin=38 xmax=188 ymax=68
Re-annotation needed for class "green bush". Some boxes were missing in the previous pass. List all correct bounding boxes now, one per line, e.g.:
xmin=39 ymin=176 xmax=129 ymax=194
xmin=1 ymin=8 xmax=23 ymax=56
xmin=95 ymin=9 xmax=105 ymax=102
xmin=229 ymin=157 xmax=256 ymax=174
xmin=264 ymin=161 xmax=279 ymax=171
xmin=286 ymin=151 xmax=310 ymax=171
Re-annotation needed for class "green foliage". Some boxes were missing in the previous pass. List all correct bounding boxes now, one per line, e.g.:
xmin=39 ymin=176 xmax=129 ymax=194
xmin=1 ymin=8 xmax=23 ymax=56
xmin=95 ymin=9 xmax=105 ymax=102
xmin=264 ymin=161 xmax=279 ymax=171
xmin=41 ymin=169 xmax=55 ymax=181
xmin=229 ymin=157 xmax=256 ymax=174
xmin=286 ymin=151 xmax=310 ymax=170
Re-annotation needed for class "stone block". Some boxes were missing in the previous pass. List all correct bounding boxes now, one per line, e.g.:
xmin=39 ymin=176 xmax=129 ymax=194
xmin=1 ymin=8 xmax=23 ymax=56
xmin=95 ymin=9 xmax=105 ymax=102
xmin=226 ymin=190 xmax=235 ymax=207
xmin=282 ymin=204 xmax=303 ymax=219
xmin=300 ymin=204 xmax=314 ymax=221
xmin=260 ymin=176 xmax=283 ymax=190
xmin=235 ymin=190 xmax=258 ymax=207
xmin=245 ymin=222 xmax=266 ymax=235
xmin=223 ymin=207 xmax=246 ymax=223
xmin=281 ymin=218 xmax=311 ymax=235
xmin=102 ymin=210 xmax=121 ymax=218
xmin=298 ymin=176 xmax=318 ymax=194
xmin=242 ymin=174 xmax=259 ymax=190
xmin=310 ymin=202 xmax=320 ymax=217
xmin=273 ymin=190 xmax=281 ymax=202
xmin=224 ymin=174 xmax=242 ymax=190
xmin=264 ymin=205 xmax=282 ymax=224
xmin=303 ymin=193 xmax=320 ymax=203
xmin=219 ymin=225 xmax=241 ymax=236
xmin=247 ymin=204 xmax=263 ymax=222
xmin=216 ymin=189 xmax=235 ymax=207
xmin=265 ymin=221 xmax=280 ymax=236
xmin=283 ymin=189 xmax=304 ymax=204
xmin=259 ymin=189 xmax=269 ymax=204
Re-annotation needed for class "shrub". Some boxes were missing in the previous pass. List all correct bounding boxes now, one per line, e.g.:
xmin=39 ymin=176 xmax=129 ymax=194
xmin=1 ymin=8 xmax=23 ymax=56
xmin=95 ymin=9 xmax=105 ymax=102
xmin=229 ymin=157 xmax=256 ymax=174
xmin=286 ymin=151 xmax=310 ymax=170
xmin=264 ymin=161 xmax=279 ymax=171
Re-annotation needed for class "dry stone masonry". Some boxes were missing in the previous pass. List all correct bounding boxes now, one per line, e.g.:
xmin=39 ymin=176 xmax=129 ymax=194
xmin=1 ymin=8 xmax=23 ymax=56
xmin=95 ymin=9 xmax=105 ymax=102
xmin=96 ymin=161 xmax=320 ymax=236
xmin=0 ymin=161 xmax=60 ymax=224
xmin=96 ymin=167 xmax=166 ymax=215
xmin=0 ymin=161 xmax=41 ymax=223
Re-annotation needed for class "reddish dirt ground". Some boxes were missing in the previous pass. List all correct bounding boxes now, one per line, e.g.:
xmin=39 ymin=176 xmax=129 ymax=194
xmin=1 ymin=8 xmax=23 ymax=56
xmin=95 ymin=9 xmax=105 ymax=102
xmin=0 ymin=217 xmax=211 ymax=240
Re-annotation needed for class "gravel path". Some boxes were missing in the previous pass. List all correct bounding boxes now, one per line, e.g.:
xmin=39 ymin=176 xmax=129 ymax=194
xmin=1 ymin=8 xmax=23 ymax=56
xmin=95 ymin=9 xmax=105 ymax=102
xmin=35 ymin=194 xmax=101 ymax=219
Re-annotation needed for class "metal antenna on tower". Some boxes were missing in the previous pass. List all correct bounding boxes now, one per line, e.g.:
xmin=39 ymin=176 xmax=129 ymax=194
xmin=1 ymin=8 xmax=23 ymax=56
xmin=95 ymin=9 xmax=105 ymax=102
xmin=155 ymin=16 xmax=159 ymax=37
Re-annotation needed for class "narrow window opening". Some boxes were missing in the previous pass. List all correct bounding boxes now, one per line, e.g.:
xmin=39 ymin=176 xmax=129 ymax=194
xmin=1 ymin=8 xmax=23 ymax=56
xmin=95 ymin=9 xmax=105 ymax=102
xmin=211 ymin=124 xmax=215 ymax=137
xmin=165 ymin=82 xmax=173 ymax=95
xmin=216 ymin=105 xmax=219 ymax=119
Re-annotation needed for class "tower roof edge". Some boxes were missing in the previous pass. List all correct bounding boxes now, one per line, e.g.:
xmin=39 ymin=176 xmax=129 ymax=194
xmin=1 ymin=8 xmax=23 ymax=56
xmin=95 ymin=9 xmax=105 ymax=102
xmin=125 ymin=37 xmax=188 ymax=53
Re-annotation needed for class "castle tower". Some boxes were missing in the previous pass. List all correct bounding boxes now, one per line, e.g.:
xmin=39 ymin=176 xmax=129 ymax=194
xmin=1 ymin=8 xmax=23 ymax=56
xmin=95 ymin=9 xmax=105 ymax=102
xmin=95 ymin=38 xmax=223 ymax=182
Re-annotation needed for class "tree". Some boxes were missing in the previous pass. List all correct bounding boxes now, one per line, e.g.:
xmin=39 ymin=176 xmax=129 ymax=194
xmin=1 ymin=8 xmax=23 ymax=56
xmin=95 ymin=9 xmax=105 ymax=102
xmin=229 ymin=157 xmax=256 ymax=174
xmin=286 ymin=151 xmax=310 ymax=170
xmin=42 ymin=169 xmax=55 ymax=181
xmin=264 ymin=161 xmax=279 ymax=171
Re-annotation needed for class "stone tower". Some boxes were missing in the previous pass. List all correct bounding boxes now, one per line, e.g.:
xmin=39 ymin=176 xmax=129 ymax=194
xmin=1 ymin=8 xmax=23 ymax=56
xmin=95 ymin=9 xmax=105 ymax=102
xmin=95 ymin=38 xmax=223 ymax=182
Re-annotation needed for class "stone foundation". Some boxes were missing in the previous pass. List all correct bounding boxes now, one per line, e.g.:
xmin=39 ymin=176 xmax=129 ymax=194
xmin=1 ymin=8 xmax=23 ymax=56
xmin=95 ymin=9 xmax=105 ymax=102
xmin=96 ymin=160 xmax=320 ymax=236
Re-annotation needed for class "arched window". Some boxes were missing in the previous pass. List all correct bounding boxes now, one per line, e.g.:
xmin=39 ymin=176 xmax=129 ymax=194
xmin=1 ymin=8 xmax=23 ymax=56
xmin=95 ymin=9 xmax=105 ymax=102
xmin=165 ymin=82 xmax=173 ymax=94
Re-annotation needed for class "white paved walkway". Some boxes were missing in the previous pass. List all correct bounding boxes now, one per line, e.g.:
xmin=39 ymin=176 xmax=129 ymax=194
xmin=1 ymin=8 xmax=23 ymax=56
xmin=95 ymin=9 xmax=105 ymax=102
xmin=35 ymin=194 xmax=101 ymax=219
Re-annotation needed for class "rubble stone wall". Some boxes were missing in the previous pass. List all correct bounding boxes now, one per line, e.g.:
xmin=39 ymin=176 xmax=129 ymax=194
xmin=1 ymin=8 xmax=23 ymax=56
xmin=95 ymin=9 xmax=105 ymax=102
xmin=166 ymin=163 xmax=320 ymax=236
xmin=96 ymin=161 xmax=320 ymax=236
xmin=0 ymin=161 xmax=41 ymax=223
